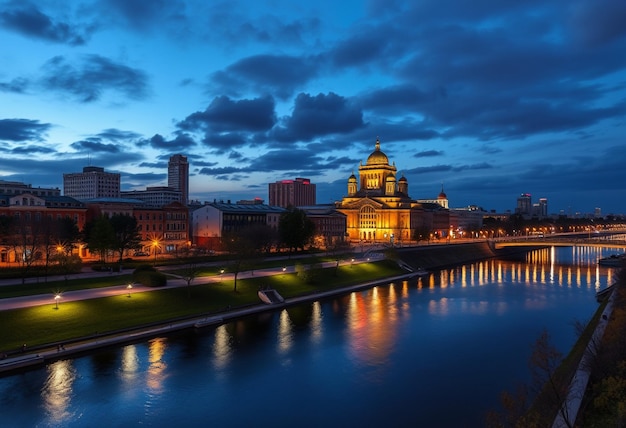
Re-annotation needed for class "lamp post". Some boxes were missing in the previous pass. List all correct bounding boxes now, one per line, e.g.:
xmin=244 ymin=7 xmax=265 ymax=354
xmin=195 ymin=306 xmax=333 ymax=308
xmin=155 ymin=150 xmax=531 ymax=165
xmin=220 ymin=268 xmax=224 ymax=282
xmin=127 ymin=283 xmax=133 ymax=298
xmin=54 ymin=294 xmax=61 ymax=309
xmin=152 ymin=240 xmax=159 ymax=266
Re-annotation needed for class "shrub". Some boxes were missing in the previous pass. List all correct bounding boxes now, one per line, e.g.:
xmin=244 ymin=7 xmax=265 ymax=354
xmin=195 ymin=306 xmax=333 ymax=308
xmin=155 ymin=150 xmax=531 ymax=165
xmin=132 ymin=265 xmax=167 ymax=287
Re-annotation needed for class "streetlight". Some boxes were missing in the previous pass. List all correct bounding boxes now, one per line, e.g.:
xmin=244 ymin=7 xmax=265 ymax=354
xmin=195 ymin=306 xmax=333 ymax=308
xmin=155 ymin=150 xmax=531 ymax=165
xmin=152 ymin=239 xmax=159 ymax=266
xmin=126 ymin=283 xmax=133 ymax=298
xmin=54 ymin=294 xmax=61 ymax=309
xmin=220 ymin=268 xmax=224 ymax=282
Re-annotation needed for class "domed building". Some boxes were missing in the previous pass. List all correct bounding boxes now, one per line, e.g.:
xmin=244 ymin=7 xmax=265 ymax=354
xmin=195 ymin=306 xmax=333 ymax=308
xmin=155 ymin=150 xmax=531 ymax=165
xmin=336 ymin=138 xmax=443 ymax=243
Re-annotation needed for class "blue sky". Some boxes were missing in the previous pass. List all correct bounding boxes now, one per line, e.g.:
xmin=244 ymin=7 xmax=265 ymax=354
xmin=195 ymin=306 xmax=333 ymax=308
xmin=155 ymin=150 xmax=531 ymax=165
xmin=0 ymin=0 xmax=625 ymax=215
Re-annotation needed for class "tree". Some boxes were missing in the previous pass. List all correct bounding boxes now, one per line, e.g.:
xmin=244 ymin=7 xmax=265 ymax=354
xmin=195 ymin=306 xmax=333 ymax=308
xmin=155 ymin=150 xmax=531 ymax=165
xmin=221 ymin=229 xmax=257 ymax=293
xmin=176 ymin=245 xmax=200 ymax=297
xmin=278 ymin=208 xmax=315 ymax=252
xmin=109 ymin=214 xmax=142 ymax=268
xmin=85 ymin=215 xmax=116 ymax=265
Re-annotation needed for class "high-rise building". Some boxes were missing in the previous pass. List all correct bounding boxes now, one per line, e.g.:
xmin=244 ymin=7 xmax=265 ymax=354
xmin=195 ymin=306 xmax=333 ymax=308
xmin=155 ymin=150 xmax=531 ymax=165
xmin=515 ymin=193 xmax=532 ymax=217
xmin=63 ymin=166 xmax=120 ymax=200
xmin=168 ymin=154 xmax=189 ymax=205
xmin=268 ymin=177 xmax=316 ymax=208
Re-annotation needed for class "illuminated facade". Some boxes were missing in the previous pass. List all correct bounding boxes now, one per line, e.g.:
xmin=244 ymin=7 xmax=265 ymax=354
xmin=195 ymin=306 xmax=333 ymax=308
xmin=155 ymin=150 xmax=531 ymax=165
xmin=336 ymin=139 xmax=442 ymax=243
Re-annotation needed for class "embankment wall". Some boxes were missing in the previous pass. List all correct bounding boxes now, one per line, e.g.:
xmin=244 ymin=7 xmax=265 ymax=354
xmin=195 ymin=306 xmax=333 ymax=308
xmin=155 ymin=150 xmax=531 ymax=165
xmin=397 ymin=241 xmax=543 ymax=270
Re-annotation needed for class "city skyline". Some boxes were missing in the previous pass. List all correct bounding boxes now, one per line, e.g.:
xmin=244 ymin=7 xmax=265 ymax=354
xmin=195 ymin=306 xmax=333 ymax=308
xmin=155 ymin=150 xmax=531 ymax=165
xmin=0 ymin=1 xmax=625 ymax=215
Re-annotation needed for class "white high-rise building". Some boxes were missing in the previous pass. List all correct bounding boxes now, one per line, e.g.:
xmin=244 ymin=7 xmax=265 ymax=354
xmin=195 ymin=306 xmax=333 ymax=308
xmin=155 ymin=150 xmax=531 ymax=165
xmin=63 ymin=166 xmax=120 ymax=200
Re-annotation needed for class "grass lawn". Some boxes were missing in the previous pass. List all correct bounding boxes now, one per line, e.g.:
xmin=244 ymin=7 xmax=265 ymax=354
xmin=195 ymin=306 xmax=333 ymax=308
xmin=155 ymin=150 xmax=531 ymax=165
xmin=0 ymin=260 xmax=403 ymax=352
xmin=0 ymin=275 xmax=135 ymax=299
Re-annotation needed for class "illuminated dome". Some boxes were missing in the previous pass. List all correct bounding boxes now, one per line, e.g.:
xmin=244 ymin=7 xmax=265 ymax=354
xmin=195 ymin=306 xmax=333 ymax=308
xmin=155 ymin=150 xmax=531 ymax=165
xmin=366 ymin=138 xmax=389 ymax=165
xmin=399 ymin=175 xmax=407 ymax=183
xmin=438 ymin=185 xmax=447 ymax=199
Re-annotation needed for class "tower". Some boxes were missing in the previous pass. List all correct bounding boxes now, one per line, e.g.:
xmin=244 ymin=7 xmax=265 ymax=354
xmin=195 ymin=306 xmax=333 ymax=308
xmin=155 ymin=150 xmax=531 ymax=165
xmin=168 ymin=154 xmax=189 ymax=205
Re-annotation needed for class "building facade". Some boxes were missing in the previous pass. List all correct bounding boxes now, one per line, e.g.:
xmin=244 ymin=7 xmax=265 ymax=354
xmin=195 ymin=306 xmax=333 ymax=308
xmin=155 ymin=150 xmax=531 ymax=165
xmin=192 ymin=202 xmax=285 ymax=250
xmin=0 ymin=193 xmax=87 ymax=262
xmin=63 ymin=166 xmax=120 ymax=200
xmin=168 ymin=154 xmax=189 ymax=205
xmin=0 ymin=179 xmax=61 ymax=197
xmin=269 ymin=177 xmax=316 ymax=208
xmin=298 ymin=205 xmax=347 ymax=248
xmin=121 ymin=186 xmax=183 ymax=207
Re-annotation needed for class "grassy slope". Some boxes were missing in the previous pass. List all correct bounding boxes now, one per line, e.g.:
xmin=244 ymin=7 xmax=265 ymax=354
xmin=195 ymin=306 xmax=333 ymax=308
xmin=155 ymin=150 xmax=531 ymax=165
xmin=0 ymin=260 xmax=402 ymax=352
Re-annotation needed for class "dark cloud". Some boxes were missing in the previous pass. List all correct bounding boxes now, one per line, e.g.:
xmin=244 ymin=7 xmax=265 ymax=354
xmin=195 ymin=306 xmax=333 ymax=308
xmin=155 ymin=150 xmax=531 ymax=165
xmin=414 ymin=150 xmax=443 ymax=158
xmin=180 ymin=95 xmax=276 ymax=135
xmin=0 ymin=77 xmax=29 ymax=93
xmin=96 ymin=128 xmax=142 ymax=141
xmin=567 ymin=0 xmax=626 ymax=47
xmin=0 ymin=118 xmax=51 ymax=142
xmin=0 ymin=2 xmax=88 ymax=45
xmin=144 ymin=133 xmax=197 ymax=151
xmin=273 ymin=92 xmax=365 ymax=142
xmin=41 ymin=55 xmax=149 ymax=103
xmin=138 ymin=161 xmax=166 ymax=169
xmin=210 ymin=55 xmax=317 ymax=99
xmin=9 ymin=144 xmax=56 ymax=155
xmin=70 ymin=140 xmax=120 ymax=153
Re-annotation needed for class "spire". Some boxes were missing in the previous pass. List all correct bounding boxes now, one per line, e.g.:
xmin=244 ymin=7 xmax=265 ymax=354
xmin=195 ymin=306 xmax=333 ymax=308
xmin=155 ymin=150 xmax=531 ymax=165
xmin=375 ymin=137 xmax=380 ymax=151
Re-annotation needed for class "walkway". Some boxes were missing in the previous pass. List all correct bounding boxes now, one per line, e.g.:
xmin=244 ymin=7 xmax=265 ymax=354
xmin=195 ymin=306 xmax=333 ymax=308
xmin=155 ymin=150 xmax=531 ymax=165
xmin=0 ymin=252 xmax=406 ymax=374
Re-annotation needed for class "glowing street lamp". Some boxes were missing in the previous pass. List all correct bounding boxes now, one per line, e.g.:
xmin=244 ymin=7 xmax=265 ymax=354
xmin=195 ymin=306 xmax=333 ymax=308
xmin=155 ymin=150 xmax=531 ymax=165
xmin=220 ymin=268 xmax=225 ymax=282
xmin=54 ymin=294 xmax=61 ymax=309
xmin=152 ymin=239 xmax=159 ymax=266
xmin=126 ymin=283 xmax=133 ymax=298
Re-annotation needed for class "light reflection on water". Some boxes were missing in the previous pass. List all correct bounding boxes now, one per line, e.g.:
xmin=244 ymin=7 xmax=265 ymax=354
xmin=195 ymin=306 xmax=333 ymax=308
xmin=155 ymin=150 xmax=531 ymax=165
xmin=0 ymin=245 xmax=621 ymax=427
xmin=42 ymin=359 xmax=76 ymax=424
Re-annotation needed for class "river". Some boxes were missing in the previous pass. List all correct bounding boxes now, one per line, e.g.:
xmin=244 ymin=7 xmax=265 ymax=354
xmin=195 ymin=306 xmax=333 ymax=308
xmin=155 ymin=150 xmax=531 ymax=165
xmin=0 ymin=245 xmax=622 ymax=427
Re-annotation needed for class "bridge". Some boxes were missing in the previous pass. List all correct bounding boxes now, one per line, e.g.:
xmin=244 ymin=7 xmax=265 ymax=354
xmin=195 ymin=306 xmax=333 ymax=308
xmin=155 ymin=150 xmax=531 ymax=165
xmin=494 ymin=232 xmax=626 ymax=249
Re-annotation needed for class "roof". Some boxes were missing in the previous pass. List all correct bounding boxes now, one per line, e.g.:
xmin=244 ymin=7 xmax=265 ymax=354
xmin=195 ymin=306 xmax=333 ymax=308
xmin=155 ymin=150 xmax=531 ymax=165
xmin=204 ymin=202 xmax=286 ymax=214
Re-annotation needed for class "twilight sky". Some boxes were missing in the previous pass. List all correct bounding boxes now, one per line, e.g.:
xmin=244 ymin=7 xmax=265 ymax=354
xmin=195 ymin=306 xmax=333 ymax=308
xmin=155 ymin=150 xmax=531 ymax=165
xmin=0 ymin=0 xmax=625 ymax=215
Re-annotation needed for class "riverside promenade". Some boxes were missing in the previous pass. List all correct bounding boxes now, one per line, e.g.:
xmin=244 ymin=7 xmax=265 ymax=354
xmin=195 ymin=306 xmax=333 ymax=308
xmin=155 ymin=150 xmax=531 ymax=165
xmin=1 ymin=253 xmax=411 ymax=374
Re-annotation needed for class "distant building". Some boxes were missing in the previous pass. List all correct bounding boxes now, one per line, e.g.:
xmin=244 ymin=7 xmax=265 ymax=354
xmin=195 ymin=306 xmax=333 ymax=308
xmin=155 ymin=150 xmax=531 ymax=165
xmin=0 ymin=193 xmax=87 ymax=262
xmin=416 ymin=185 xmax=449 ymax=209
xmin=121 ymin=186 xmax=183 ymax=207
xmin=515 ymin=193 xmax=532 ymax=217
xmin=191 ymin=201 xmax=285 ymax=249
xmin=532 ymin=198 xmax=548 ymax=218
xmin=85 ymin=198 xmax=189 ymax=255
xmin=298 ymin=204 xmax=347 ymax=248
xmin=168 ymin=154 xmax=189 ymax=205
xmin=63 ymin=166 xmax=120 ymax=200
xmin=269 ymin=177 xmax=316 ymax=208
xmin=0 ymin=179 xmax=61 ymax=197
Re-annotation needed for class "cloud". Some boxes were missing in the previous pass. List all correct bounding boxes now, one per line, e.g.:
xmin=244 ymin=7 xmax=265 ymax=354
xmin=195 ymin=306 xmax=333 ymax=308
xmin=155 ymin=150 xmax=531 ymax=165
xmin=9 ymin=144 xmax=56 ymax=155
xmin=414 ymin=150 xmax=443 ymax=158
xmin=70 ymin=139 xmax=121 ymax=153
xmin=210 ymin=55 xmax=318 ymax=99
xmin=0 ymin=118 xmax=51 ymax=142
xmin=143 ymin=133 xmax=197 ymax=151
xmin=179 ymin=95 xmax=276 ymax=136
xmin=41 ymin=55 xmax=150 ymax=103
xmin=0 ymin=2 xmax=88 ymax=45
xmin=96 ymin=128 xmax=142 ymax=142
xmin=567 ymin=0 xmax=626 ymax=47
xmin=273 ymin=92 xmax=365 ymax=142
xmin=0 ymin=77 xmax=29 ymax=94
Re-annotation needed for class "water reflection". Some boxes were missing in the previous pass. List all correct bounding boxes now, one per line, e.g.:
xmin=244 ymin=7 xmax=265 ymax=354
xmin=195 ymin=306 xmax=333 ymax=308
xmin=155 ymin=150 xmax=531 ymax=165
xmin=42 ymin=359 xmax=75 ymax=424
xmin=346 ymin=286 xmax=400 ymax=375
xmin=277 ymin=310 xmax=293 ymax=354
xmin=147 ymin=338 xmax=167 ymax=393
xmin=212 ymin=325 xmax=232 ymax=371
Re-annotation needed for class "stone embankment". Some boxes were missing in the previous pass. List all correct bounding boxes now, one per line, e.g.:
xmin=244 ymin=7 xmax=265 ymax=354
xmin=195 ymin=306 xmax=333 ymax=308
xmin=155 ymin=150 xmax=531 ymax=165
xmin=396 ymin=240 xmax=540 ymax=270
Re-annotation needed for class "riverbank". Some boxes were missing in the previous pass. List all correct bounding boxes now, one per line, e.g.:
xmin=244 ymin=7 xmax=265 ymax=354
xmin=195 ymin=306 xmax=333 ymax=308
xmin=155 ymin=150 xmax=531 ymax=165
xmin=0 ymin=241 xmax=541 ymax=376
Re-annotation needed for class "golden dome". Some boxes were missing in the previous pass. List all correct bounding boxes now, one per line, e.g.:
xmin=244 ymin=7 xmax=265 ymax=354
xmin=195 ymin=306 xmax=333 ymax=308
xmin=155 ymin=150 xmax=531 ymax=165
xmin=366 ymin=138 xmax=389 ymax=165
